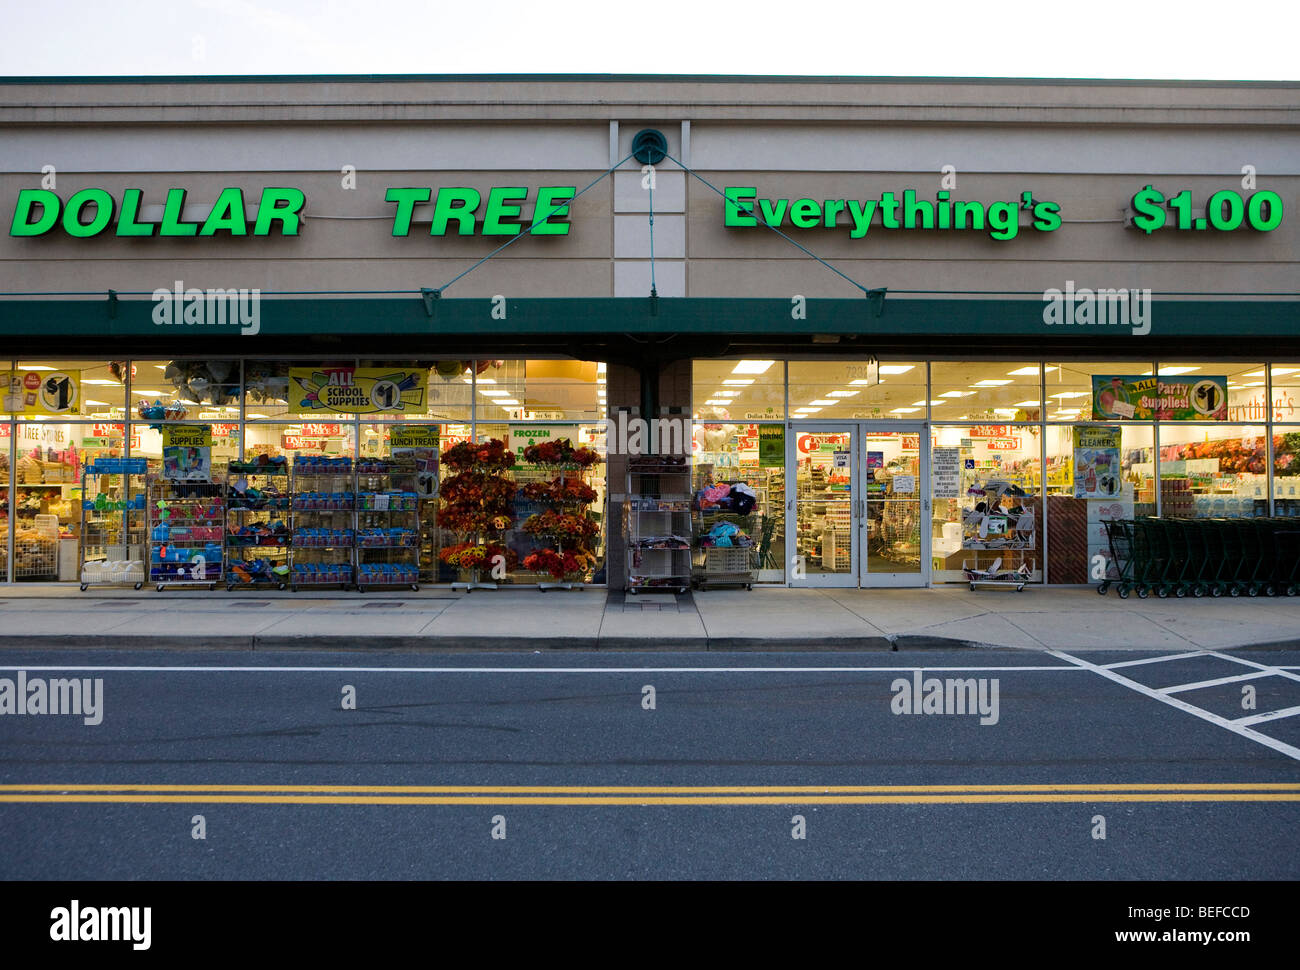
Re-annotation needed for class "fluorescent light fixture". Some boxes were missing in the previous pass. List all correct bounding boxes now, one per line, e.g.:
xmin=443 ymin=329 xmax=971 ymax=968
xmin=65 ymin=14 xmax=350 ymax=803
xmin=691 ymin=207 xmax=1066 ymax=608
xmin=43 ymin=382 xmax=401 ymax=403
xmin=479 ymin=389 xmax=510 ymax=397
xmin=722 ymin=379 xmax=755 ymax=386
xmin=704 ymin=400 xmax=729 ymax=406
xmin=81 ymin=379 xmax=121 ymax=386
xmin=597 ymin=362 xmax=606 ymax=373
xmin=496 ymin=399 xmax=520 ymax=405
xmin=879 ymin=365 xmax=914 ymax=375
xmin=1157 ymin=366 xmax=1200 ymax=376
xmin=84 ymin=399 xmax=108 ymax=406
xmin=890 ymin=407 xmax=922 ymax=414
xmin=1270 ymin=367 xmax=1299 ymax=376
xmin=828 ymin=390 xmax=859 ymax=397
xmin=927 ymin=401 xmax=945 ymax=406
xmin=19 ymin=365 xmax=55 ymax=371
xmin=911 ymin=400 xmax=929 ymax=407
xmin=1013 ymin=401 xmax=1042 ymax=407
xmin=993 ymin=408 xmax=1019 ymax=415
xmin=131 ymin=390 xmax=164 ymax=397
xmin=1050 ymin=391 xmax=1090 ymax=399
xmin=1006 ymin=366 xmax=1041 ymax=376
xmin=940 ymin=391 xmax=973 ymax=398
xmin=971 ymin=380 xmax=1013 ymax=387
xmin=731 ymin=360 xmax=775 ymax=375
xmin=246 ymin=413 xmax=269 ymax=419
xmin=794 ymin=407 xmax=822 ymax=414
xmin=809 ymin=399 xmax=837 ymax=406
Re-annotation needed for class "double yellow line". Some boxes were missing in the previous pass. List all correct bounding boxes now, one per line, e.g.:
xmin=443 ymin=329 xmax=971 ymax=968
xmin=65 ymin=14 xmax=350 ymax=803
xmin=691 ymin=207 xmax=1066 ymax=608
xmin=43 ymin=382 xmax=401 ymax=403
xmin=2 ymin=783 xmax=1299 ymax=806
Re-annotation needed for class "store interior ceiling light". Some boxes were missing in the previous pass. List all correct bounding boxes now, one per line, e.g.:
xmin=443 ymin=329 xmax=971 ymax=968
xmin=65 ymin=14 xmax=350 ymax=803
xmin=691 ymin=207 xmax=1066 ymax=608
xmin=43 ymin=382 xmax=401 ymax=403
xmin=1050 ymin=391 xmax=1090 ymax=399
xmin=496 ymin=399 xmax=520 ymax=405
xmin=246 ymin=413 xmax=269 ymax=419
xmin=809 ymin=400 xmax=836 ymax=406
xmin=828 ymin=390 xmax=859 ymax=397
xmin=722 ymin=379 xmax=755 ymax=386
xmin=1014 ymin=401 xmax=1042 ymax=407
xmin=878 ymin=365 xmax=914 ymax=375
xmin=1266 ymin=367 xmax=1299 ymax=376
xmin=890 ymin=407 xmax=922 ymax=413
xmin=597 ymin=362 xmax=606 ymax=373
xmin=940 ymin=391 xmax=973 ymax=398
xmin=81 ymin=379 xmax=121 ymax=385
xmin=1006 ymin=366 xmax=1044 ymax=376
xmin=84 ymin=399 xmax=107 ymax=406
xmin=1157 ymin=366 xmax=1200 ymax=375
xmin=971 ymin=380 xmax=1013 ymax=387
xmin=795 ymin=407 xmax=822 ymax=414
xmin=704 ymin=400 xmax=729 ymax=406
xmin=18 ymin=365 xmax=55 ymax=371
xmin=479 ymin=389 xmax=509 ymax=396
xmin=731 ymin=360 xmax=775 ymax=375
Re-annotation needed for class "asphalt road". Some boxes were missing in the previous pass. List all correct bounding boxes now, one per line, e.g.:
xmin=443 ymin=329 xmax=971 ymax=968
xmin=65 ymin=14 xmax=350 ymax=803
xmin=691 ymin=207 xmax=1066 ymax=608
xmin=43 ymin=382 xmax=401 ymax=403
xmin=1 ymin=646 xmax=1298 ymax=879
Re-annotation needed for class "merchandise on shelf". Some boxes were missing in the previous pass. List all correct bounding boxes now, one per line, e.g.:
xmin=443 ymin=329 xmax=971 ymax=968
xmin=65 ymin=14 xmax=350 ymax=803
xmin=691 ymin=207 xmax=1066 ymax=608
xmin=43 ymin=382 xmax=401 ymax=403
xmin=289 ymin=456 xmax=355 ymax=589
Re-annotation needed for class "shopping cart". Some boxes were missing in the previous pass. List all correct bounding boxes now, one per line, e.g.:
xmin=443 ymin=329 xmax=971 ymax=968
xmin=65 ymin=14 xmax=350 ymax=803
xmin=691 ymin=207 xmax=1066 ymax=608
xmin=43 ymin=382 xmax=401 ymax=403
xmin=1099 ymin=518 xmax=1135 ymax=598
xmin=1273 ymin=524 xmax=1300 ymax=597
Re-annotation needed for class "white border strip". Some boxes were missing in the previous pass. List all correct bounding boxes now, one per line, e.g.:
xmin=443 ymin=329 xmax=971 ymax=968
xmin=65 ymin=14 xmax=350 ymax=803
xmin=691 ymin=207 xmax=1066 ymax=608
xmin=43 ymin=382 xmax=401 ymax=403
xmin=1103 ymin=651 xmax=1209 ymax=669
xmin=1161 ymin=670 xmax=1275 ymax=694
xmin=1234 ymin=704 xmax=1300 ymax=727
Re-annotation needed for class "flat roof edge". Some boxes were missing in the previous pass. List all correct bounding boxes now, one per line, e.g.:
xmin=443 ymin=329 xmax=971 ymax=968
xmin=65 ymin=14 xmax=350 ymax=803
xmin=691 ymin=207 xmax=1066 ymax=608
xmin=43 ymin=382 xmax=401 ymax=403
xmin=0 ymin=73 xmax=1297 ymax=87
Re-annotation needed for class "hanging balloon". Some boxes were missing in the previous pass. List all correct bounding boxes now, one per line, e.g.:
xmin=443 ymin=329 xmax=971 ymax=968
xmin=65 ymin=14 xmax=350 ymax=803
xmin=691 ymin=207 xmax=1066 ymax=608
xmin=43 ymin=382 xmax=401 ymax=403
xmin=435 ymin=360 xmax=463 ymax=379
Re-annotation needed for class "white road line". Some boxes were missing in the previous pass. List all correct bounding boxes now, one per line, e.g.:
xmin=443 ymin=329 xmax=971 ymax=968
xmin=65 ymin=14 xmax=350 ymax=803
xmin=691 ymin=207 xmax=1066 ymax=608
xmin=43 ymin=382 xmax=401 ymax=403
xmin=1161 ymin=670 xmax=1276 ymax=694
xmin=1048 ymin=649 xmax=1300 ymax=763
xmin=1233 ymin=705 xmax=1300 ymax=727
xmin=1204 ymin=650 xmax=1300 ymax=686
xmin=0 ymin=664 xmax=1086 ymax=674
xmin=1103 ymin=651 xmax=1210 ymax=669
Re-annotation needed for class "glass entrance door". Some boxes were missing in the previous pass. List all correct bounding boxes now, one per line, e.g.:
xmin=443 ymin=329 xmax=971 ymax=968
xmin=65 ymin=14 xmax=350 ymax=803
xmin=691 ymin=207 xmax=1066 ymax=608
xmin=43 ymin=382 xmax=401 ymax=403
xmin=861 ymin=426 xmax=929 ymax=587
xmin=788 ymin=425 xmax=857 ymax=586
xmin=786 ymin=422 xmax=929 ymax=588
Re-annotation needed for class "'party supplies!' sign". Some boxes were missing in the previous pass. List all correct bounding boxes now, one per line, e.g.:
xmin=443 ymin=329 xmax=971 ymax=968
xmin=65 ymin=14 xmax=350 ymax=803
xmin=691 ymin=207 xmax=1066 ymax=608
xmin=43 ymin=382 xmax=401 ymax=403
xmin=1092 ymin=375 xmax=1227 ymax=421
xmin=291 ymin=367 xmax=427 ymax=415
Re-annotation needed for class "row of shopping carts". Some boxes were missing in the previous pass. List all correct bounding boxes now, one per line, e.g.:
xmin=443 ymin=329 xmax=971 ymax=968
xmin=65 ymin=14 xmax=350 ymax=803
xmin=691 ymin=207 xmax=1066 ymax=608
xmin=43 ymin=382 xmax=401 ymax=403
xmin=1099 ymin=517 xmax=1300 ymax=599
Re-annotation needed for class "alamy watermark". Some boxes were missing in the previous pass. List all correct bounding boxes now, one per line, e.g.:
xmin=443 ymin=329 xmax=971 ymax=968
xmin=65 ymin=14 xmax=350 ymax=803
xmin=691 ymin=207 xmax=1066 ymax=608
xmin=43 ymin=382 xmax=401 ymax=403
xmin=1042 ymin=281 xmax=1151 ymax=336
xmin=151 ymin=280 xmax=261 ymax=335
xmin=50 ymin=900 xmax=150 ymax=950
xmin=890 ymin=671 xmax=1000 ymax=725
xmin=0 ymin=671 xmax=103 ymax=725
xmin=601 ymin=412 xmax=691 ymax=456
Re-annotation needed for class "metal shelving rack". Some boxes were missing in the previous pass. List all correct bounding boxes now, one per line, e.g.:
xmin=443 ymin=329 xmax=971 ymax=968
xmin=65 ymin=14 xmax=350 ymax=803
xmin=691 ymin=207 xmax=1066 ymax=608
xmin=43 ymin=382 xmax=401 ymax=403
xmin=148 ymin=477 xmax=224 ymax=591
xmin=225 ymin=461 xmax=292 ymax=591
xmin=355 ymin=458 xmax=420 ymax=592
xmin=289 ymin=457 xmax=355 ymax=592
xmin=624 ymin=459 xmax=693 ymax=595
xmin=79 ymin=458 xmax=147 ymax=590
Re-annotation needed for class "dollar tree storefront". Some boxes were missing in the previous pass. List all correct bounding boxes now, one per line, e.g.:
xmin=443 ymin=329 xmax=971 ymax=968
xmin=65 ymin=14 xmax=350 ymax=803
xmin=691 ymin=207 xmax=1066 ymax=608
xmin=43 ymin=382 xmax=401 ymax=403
xmin=1 ymin=75 xmax=1297 ymax=590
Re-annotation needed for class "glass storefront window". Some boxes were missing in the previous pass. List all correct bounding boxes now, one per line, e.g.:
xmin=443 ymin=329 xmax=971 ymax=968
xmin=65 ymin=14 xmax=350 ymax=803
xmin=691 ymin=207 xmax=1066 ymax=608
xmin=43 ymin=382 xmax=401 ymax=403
xmin=1158 ymin=424 xmax=1270 ymax=518
xmin=1274 ymin=428 xmax=1300 ymax=516
xmin=692 ymin=359 xmax=784 ymax=421
xmin=478 ymin=360 xmax=602 ymax=422
xmin=788 ymin=360 xmax=928 ymax=421
xmin=1043 ymin=424 xmax=1155 ymax=584
xmin=930 ymin=362 xmax=1041 ymax=421
xmin=1045 ymin=362 xmax=1155 ymax=422
xmin=7 ymin=359 xmax=128 ymax=419
xmin=8 ymin=420 xmax=130 ymax=582
xmin=931 ymin=424 xmax=1042 ymax=583
xmin=136 ymin=360 xmax=240 ymax=423
xmin=692 ymin=422 xmax=785 ymax=583
xmin=1263 ymin=364 xmax=1299 ymax=424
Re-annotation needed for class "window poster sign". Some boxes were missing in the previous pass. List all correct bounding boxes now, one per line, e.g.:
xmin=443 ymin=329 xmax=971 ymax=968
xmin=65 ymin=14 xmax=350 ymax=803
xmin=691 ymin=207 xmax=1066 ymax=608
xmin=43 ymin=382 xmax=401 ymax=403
xmin=3 ymin=369 xmax=81 ymax=416
xmin=391 ymin=425 xmax=441 ymax=499
xmin=933 ymin=446 xmax=961 ymax=499
xmin=1092 ymin=375 xmax=1227 ymax=421
xmin=1074 ymin=425 xmax=1123 ymax=498
xmin=508 ymin=424 xmax=571 ymax=463
xmin=758 ymin=424 xmax=784 ymax=467
xmin=290 ymin=367 xmax=427 ymax=415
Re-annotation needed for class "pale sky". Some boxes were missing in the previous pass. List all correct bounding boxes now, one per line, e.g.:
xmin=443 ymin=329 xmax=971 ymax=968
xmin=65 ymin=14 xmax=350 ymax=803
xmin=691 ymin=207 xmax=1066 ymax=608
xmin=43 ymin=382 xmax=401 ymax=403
xmin=0 ymin=0 xmax=1296 ymax=80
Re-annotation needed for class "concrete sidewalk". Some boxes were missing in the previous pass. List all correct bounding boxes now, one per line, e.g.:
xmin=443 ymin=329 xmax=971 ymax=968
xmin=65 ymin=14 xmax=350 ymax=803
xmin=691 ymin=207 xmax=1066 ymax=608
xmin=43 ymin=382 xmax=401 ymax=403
xmin=1 ymin=584 xmax=1298 ymax=651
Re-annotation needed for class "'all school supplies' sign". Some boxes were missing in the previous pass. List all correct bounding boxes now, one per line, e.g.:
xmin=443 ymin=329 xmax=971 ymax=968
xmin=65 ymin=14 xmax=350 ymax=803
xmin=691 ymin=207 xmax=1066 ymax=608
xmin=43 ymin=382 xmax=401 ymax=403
xmin=290 ymin=367 xmax=427 ymax=415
